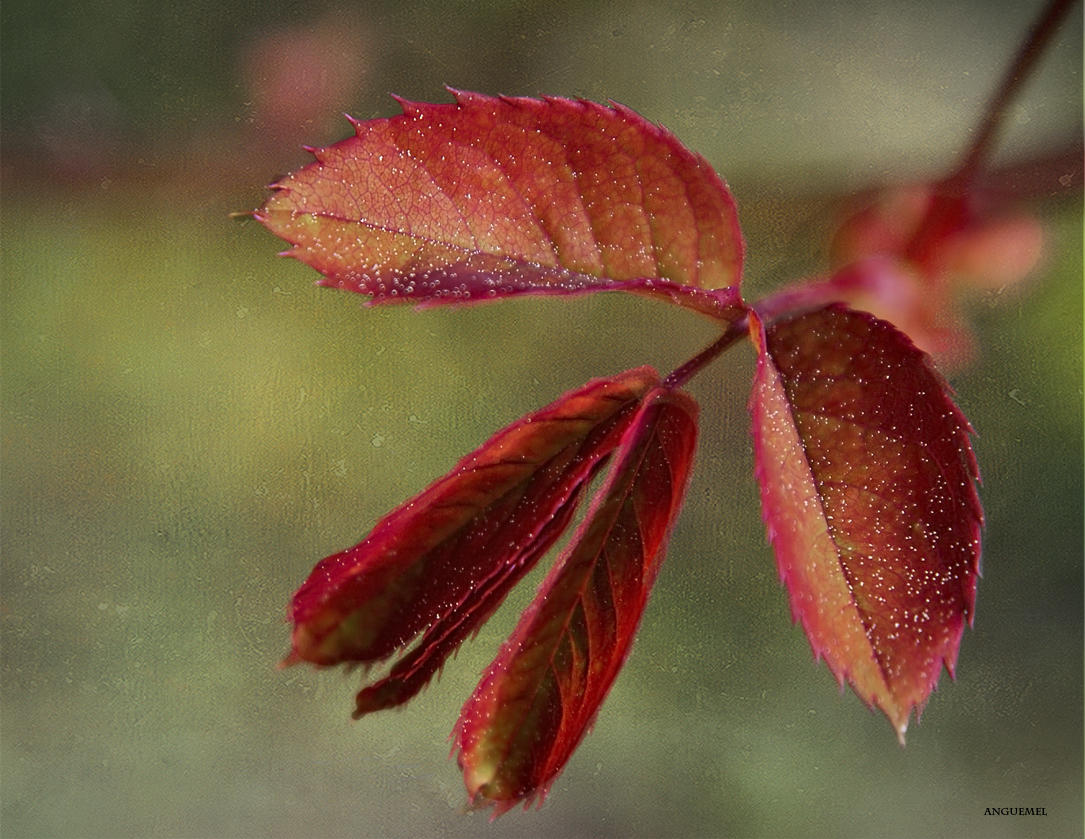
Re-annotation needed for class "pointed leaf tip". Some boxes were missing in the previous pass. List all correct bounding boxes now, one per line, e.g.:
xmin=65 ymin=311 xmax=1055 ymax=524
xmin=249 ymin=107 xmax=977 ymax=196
xmin=454 ymin=387 xmax=698 ymax=812
xmin=255 ymin=90 xmax=744 ymax=319
xmin=749 ymin=304 xmax=981 ymax=736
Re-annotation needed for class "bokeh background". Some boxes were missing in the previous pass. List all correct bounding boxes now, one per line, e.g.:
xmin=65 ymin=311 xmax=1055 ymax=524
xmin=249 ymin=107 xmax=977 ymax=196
xmin=2 ymin=1 xmax=1082 ymax=837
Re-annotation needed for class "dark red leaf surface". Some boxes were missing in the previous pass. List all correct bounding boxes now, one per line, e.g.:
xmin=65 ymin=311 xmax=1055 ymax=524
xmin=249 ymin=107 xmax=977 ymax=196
xmin=284 ymin=367 xmax=661 ymax=716
xmin=454 ymin=387 xmax=698 ymax=814
xmin=748 ymin=305 xmax=982 ymax=740
xmin=255 ymin=89 xmax=744 ymax=321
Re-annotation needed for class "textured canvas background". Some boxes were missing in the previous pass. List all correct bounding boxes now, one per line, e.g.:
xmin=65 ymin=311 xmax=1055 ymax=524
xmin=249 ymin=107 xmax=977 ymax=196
xmin=2 ymin=2 xmax=1081 ymax=836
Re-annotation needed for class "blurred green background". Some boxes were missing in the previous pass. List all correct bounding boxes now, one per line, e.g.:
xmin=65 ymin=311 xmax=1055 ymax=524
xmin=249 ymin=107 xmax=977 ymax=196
xmin=2 ymin=1 xmax=1082 ymax=837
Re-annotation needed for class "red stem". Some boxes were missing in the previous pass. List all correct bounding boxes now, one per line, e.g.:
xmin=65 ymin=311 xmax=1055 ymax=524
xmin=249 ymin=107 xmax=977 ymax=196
xmin=903 ymin=0 xmax=1078 ymax=269
xmin=951 ymin=0 xmax=1079 ymax=188
xmin=663 ymin=316 xmax=749 ymax=391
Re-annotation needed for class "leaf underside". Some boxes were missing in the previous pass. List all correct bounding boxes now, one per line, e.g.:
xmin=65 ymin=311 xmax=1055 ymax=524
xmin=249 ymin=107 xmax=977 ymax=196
xmin=454 ymin=387 xmax=698 ymax=814
xmin=284 ymin=367 xmax=661 ymax=715
xmin=749 ymin=304 xmax=982 ymax=739
xmin=256 ymin=89 xmax=745 ymax=322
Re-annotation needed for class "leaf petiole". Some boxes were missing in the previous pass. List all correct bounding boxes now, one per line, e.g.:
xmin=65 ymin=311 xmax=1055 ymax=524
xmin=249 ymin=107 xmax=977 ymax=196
xmin=662 ymin=314 xmax=749 ymax=391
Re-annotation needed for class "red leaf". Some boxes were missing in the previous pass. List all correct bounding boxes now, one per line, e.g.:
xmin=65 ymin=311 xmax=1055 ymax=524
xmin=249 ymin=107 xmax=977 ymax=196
xmin=255 ymin=89 xmax=744 ymax=321
xmin=453 ymin=387 xmax=698 ymax=814
xmin=284 ymin=367 xmax=660 ymax=716
xmin=748 ymin=305 xmax=982 ymax=740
